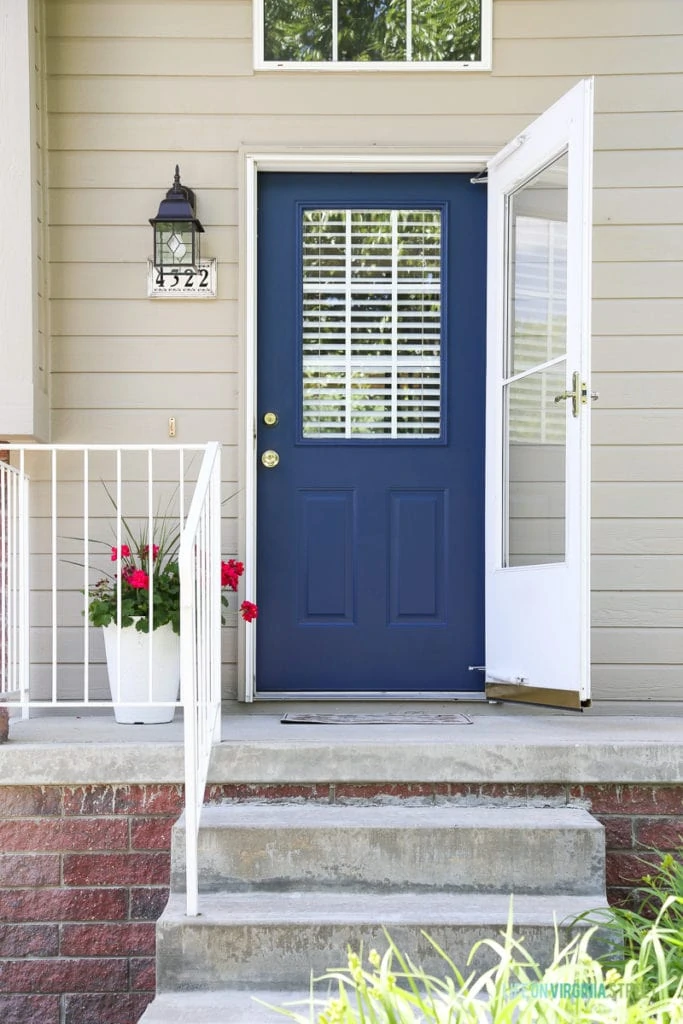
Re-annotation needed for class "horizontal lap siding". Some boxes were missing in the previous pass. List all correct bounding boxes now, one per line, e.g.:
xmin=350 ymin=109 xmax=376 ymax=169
xmin=588 ymin=0 xmax=683 ymax=698
xmin=46 ymin=1 xmax=246 ymax=697
xmin=46 ymin=0 xmax=683 ymax=700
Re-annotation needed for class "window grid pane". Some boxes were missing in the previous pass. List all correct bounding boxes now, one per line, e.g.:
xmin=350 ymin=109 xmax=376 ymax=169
xmin=263 ymin=0 xmax=482 ymax=63
xmin=302 ymin=208 xmax=442 ymax=439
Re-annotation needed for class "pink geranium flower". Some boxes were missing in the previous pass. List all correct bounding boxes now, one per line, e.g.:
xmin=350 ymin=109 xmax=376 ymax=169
xmin=240 ymin=600 xmax=258 ymax=622
xmin=126 ymin=569 xmax=149 ymax=590
xmin=221 ymin=559 xmax=244 ymax=591
xmin=111 ymin=545 xmax=131 ymax=561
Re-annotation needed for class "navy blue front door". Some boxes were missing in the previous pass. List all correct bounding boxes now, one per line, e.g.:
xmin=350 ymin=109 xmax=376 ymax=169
xmin=256 ymin=173 xmax=486 ymax=693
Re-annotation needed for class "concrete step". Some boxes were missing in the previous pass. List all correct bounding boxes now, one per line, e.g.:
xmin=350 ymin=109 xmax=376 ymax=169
xmin=156 ymin=890 xmax=609 ymax=991
xmin=171 ymin=803 xmax=605 ymax=896
xmin=138 ymin=990 xmax=325 ymax=1024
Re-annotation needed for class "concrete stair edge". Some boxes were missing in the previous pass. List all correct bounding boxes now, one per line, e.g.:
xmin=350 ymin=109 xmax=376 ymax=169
xmin=159 ymin=889 xmax=610 ymax=922
xmin=169 ymin=804 xmax=606 ymax=897
xmin=155 ymin=891 xmax=612 ymax=991
xmin=138 ymin=989 xmax=324 ymax=1024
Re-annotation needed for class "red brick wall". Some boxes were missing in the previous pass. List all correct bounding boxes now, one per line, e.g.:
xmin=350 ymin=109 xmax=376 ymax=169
xmin=0 ymin=781 xmax=681 ymax=1023
xmin=0 ymin=784 xmax=181 ymax=1024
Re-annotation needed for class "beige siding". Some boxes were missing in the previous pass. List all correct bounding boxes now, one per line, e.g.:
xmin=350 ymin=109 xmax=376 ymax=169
xmin=49 ymin=190 xmax=239 ymax=227
xmin=51 ymin=337 xmax=239 ymax=372
xmin=593 ymin=411 xmax=683 ymax=445
xmin=45 ymin=0 xmax=683 ymax=700
xmin=594 ymin=263 xmax=683 ymax=298
xmin=594 ymin=338 xmax=683 ymax=372
xmin=49 ymin=300 xmax=238 ymax=336
xmin=494 ymin=2 xmax=683 ymax=37
xmin=45 ymin=2 xmax=252 ymax=36
xmin=50 ymin=410 xmax=238 ymax=444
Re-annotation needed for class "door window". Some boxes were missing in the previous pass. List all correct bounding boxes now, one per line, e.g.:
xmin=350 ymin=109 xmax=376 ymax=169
xmin=302 ymin=208 xmax=443 ymax=439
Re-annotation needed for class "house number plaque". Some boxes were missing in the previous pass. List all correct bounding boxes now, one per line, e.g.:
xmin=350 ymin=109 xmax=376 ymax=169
xmin=147 ymin=258 xmax=217 ymax=298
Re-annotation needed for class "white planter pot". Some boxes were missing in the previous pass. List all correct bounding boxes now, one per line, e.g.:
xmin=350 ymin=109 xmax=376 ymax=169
xmin=102 ymin=621 xmax=180 ymax=724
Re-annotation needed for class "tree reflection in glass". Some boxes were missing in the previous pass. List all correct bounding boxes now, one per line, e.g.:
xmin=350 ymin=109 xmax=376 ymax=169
xmin=264 ymin=0 xmax=481 ymax=62
xmin=264 ymin=0 xmax=333 ymax=61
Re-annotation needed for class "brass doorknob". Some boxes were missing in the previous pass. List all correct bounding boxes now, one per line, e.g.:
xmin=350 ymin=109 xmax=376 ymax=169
xmin=263 ymin=412 xmax=278 ymax=427
xmin=261 ymin=449 xmax=280 ymax=469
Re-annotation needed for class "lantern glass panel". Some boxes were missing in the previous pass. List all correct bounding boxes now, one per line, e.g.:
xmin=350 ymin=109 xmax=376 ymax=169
xmin=154 ymin=222 xmax=198 ymax=267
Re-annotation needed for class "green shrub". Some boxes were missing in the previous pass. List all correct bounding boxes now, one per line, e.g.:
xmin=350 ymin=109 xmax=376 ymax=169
xmin=577 ymin=850 xmax=683 ymax=1000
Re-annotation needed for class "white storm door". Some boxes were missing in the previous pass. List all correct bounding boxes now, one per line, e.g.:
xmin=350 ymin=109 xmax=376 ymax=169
xmin=485 ymin=79 xmax=594 ymax=710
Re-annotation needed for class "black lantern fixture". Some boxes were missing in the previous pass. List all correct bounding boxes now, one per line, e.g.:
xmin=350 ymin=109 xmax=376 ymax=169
xmin=149 ymin=165 xmax=204 ymax=270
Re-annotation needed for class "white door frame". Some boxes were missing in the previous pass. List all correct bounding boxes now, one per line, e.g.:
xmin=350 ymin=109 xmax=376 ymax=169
xmin=239 ymin=151 xmax=491 ymax=701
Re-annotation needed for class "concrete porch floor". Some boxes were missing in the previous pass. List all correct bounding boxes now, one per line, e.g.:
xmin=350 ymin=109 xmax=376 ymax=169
xmin=2 ymin=700 xmax=683 ymax=785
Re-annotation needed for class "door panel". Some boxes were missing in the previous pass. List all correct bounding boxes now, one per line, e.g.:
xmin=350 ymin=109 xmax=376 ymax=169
xmin=389 ymin=490 xmax=446 ymax=624
xmin=298 ymin=489 xmax=355 ymax=622
xmin=256 ymin=173 xmax=486 ymax=694
xmin=485 ymin=80 xmax=594 ymax=709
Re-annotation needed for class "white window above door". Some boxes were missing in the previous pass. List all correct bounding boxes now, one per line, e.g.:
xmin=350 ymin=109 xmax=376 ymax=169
xmin=255 ymin=0 xmax=492 ymax=70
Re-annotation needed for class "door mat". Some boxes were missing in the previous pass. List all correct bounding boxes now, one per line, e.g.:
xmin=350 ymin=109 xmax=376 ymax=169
xmin=280 ymin=712 xmax=473 ymax=725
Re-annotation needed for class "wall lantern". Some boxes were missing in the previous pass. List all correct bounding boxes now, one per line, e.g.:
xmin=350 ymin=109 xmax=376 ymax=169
xmin=149 ymin=164 xmax=204 ymax=270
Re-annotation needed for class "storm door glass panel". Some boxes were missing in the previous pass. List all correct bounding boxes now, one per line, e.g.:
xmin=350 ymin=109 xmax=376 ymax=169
xmin=302 ymin=208 xmax=442 ymax=439
xmin=503 ymin=153 xmax=568 ymax=567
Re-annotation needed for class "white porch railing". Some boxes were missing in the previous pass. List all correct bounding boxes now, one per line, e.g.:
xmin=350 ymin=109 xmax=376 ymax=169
xmin=179 ymin=441 xmax=222 ymax=916
xmin=0 ymin=459 xmax=30 ymax=709
xmin=0 ymin=443 xmax=224 ymax=916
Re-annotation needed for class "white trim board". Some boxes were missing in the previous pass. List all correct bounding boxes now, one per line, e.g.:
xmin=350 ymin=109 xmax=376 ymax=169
xmin=253 ymin=691 xmax=489 ymax=702
xmin=239 ymin=151 xmax=489 ymax=703
xmin=0 ymin=0 xmax=49 ymax=439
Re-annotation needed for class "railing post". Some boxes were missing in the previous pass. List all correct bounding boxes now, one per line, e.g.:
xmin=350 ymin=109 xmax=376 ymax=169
xmin=179 ymin=441 xmax=222 ymax=916
xmin=210 ymin=446 xmax=222 ymax=744
xmin=0 ymin=452 xmax=8 ymax=706
xmin=19 ymin=468 xmax=30 ymax=719
xmin=180 ymin=551 xmax=199 ymax=917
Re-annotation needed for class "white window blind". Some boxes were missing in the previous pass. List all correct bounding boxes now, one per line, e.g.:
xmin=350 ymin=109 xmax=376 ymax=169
xmin=302 ymin=208 xmax=442 ymax=439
